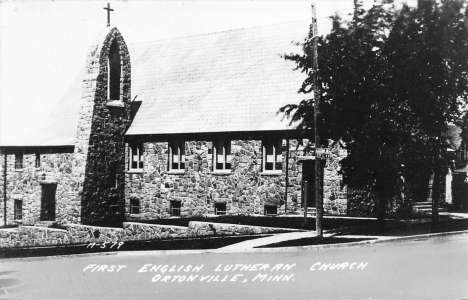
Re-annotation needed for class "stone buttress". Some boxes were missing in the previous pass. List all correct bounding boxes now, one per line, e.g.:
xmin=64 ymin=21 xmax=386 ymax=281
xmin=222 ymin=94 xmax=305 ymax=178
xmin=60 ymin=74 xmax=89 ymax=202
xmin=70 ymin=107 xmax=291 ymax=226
xmin=75 ymin=27 xmax=131 ymax=225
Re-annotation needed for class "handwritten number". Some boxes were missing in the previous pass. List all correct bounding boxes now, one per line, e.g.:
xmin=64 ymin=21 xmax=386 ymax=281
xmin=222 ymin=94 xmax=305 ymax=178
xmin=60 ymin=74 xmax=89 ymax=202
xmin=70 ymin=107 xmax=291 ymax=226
xmin=87 ymin=241 xmax=123 ymax=250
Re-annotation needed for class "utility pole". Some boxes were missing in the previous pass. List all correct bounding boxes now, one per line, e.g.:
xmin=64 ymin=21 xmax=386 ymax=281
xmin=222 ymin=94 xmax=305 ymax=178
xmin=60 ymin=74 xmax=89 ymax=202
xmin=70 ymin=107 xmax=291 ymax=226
xmin=284 ymin=138 xmax=290 ymax=214
xmin=311 ymin=3 xmax=323 ymax=239
xmin=303 ymin=181 xmax=308 ymax=225
xmin=3 ymin=151 xmax=7 ymax=226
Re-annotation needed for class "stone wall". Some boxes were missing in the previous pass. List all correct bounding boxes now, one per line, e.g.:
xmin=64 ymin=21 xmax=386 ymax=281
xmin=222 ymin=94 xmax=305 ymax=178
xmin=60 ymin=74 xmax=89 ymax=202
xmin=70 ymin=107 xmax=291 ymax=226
xmin=0 ymin=226 xmax=68 ymax=248
xmin=66 ymin=224 xmax=125 ymax=244
xmin=122 ymin=222 xmax=190 ymax=240
xmin=124 ymin=139 xmax=347 ymax=220
xmin=0 ymin=221 xmax=300 ymax=248
xmin=188 ymin=221 xmax=299 ymax=236
xmin=0 ymin=149 xmax=80 ymax=226
xmin=77 ymin=27 xmax=132 ymax=225
xmin=126 ymin=140 xmax=294 ymax=220
xmin=322 ymin=142 xmax=348 ymax=215
xmin=0 ymin=137 xmax=348 ymax=228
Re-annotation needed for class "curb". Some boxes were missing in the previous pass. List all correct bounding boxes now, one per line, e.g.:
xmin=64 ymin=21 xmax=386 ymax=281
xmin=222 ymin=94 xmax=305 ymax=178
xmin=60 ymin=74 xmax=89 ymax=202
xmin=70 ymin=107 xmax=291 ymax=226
xmin=112 ymin=229 xmax=468 ymax=256
xmin=2 ymin=230 xmax=468 ymax=261
xmin=211 ymin=229 xmax=468 ymax=254
xmin=0 ymin=251 xmax=117 ymax=263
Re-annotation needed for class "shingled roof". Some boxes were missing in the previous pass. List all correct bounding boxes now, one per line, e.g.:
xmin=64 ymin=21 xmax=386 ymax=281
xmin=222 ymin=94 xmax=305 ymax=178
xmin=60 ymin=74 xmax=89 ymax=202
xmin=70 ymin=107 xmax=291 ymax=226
xmin=0 ymin=20 xmax=309 ymax=146
xmin=0 ymin=69 xmax=84 ymax=147
xmin=126 ymin=20 xmax=309 ymax=136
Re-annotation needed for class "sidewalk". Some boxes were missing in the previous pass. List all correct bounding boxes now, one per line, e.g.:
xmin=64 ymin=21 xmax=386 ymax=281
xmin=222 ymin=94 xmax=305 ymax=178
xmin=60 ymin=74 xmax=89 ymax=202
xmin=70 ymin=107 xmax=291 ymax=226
xmin=219 ymin=211 xmax=468 ymax=250
xmin=219 ymin=230 xmax=393 ymax=250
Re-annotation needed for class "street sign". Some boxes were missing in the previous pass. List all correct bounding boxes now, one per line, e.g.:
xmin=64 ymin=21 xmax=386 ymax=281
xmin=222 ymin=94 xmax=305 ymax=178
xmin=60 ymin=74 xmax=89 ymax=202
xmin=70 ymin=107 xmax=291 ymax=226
xmin=315 ymin=148 xmax=330 ymax=159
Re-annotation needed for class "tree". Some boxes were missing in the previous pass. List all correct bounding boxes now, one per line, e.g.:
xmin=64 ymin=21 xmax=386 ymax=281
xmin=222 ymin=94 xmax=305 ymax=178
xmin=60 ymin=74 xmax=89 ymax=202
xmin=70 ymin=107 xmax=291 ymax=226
xmin=281 ymin=0 xmax=468 ymax=227
xmin=385 ymin=0 xmax=468 ymax=223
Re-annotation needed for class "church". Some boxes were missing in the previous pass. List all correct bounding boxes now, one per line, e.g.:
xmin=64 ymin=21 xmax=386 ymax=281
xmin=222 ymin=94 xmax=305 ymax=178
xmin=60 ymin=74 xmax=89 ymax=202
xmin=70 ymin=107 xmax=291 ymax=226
xmin=0 ymin=13 xmax=348 ymax=226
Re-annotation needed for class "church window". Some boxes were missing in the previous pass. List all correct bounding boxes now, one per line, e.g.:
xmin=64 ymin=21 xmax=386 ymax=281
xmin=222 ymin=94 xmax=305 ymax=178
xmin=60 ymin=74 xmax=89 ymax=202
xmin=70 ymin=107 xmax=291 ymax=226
xmin=214 ymin=140 xmax=232 ymax=171
xmin=35 ymin=153 xmax=41 ymax=168
xmin=130 ymin=199 xmax=140 ymax=214
xmin=15 ymin=152 xmax=23 ymax=169
xmin=215 ymin=203 xmax=227 ymax=215
xmin=130 ymin=143 xmax=144 ymax=171
xmin=170 ymin=201 xmax=181 ymax=217
xmin=107 ymin=39 xmax=121 ymax=101
xmin=262 ymin=138 xmax=283 ymax=172
xmin=14 ymin=200 xmax=23 ymax=220
xmin=169 ymin=141 xmax=185 ymax=171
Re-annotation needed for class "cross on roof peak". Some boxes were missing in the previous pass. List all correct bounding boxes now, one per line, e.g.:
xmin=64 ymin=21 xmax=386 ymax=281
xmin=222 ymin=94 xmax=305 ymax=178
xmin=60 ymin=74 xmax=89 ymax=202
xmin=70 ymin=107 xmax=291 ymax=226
xmin=103 ymin=3 xmax=114 ymax=27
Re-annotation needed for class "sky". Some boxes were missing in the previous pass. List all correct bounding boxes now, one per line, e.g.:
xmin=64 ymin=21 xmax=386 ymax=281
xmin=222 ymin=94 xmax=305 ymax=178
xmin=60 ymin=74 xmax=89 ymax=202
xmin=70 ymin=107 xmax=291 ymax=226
xmin=0 ymin=0 xmax=415 ymax=142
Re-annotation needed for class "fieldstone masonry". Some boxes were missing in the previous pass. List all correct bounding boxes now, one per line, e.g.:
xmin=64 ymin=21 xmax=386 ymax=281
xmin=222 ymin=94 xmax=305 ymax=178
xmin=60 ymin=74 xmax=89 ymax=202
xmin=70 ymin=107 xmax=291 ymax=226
xmin=0 ymin=25 xmax=349 ymax=230
xmin=322 ymin=142 xmax=348 ymax=215
xmin=0 ymin=221 xmax=299 ymax=248
xmin=125 ymin=139 xmax=347 ymax=221
xmin=1 ymin=27 xmax=132 ymax=226
xmin=0 ymin=149 xmax=80 ymax=225
xmin=77 ymin=27 xmax=131 ymax=225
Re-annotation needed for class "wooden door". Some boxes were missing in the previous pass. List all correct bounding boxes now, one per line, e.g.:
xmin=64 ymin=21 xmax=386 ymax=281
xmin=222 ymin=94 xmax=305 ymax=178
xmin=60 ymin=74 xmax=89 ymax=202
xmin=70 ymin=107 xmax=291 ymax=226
xmin=40 ymin=184 xmax=57 ymax=221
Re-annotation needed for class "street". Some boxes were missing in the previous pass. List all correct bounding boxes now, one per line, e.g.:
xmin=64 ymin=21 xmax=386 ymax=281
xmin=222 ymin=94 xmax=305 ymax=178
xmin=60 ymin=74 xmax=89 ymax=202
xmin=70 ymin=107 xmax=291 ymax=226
xmin=1 ymin=233 xmax=468 ymax=299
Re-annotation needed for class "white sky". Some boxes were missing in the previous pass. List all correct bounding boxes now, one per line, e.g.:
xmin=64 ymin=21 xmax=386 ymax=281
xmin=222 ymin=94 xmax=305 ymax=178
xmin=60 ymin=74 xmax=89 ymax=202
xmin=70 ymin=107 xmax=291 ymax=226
xmin=0 ymin=0 xmax=415 ymax=141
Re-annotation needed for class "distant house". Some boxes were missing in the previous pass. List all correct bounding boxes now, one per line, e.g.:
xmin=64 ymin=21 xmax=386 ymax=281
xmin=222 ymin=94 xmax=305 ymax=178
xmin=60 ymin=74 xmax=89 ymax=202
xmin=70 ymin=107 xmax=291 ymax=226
xmin=0 ymin=20 xmax=347 ymax=226
xmin=445 ymin=124 xmax=468 ymax=210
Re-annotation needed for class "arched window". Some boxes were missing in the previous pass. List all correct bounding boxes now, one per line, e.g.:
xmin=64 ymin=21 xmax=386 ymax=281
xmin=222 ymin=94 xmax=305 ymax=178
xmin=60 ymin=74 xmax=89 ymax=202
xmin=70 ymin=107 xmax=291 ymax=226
xmin=107 ymin=39 xmax=121 ymax=100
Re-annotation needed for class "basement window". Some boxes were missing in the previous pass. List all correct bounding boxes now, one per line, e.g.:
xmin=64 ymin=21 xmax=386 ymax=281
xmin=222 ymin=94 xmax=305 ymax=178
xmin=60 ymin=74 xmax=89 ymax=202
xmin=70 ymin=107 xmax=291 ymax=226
xmin=130 ymin=199 xmax=140 ymax=214
xmin=262 ymin=139 xmax=283 ymax=173
xmin=264 ymin=205 xmax=277 ymax=215
xmin=169 ymin=141 xmax=185 ymax=171
xmin=170 ymin=201 xmax=181 ymax=217
xmin=214 ymin=140 xmax=232 ymax=172
xmin=215 ymin=203 xmax=227 ymax=215
xmin=14 ymin=200 xmax=23 ymax=220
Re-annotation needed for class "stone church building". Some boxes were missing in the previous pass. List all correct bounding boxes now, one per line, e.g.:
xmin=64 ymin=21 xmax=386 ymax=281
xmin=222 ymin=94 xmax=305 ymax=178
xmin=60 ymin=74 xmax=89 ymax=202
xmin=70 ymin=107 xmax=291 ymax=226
xmin=0 ymin=20 xmax=348 ymax=226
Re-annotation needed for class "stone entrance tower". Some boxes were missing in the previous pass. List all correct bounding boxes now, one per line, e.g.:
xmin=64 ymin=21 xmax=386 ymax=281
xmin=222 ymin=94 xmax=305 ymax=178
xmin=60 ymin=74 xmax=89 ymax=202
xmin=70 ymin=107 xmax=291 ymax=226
xmin=74 ymin=27 xmax=131 ymax=225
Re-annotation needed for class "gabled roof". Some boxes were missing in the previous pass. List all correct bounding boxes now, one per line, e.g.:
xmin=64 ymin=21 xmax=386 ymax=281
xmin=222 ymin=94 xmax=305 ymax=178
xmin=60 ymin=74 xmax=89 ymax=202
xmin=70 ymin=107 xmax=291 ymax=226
xmin=0 ymin=69 xmax=84 ymax=147
xmin=0 ymin=20 xmax=309 ymax=147
xmin=126 ymin=20 xmax=308 ymax=136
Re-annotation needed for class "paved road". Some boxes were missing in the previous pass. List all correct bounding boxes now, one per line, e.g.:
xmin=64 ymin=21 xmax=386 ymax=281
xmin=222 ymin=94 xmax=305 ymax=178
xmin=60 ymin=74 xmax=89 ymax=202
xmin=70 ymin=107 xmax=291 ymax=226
xmin=1 ymin=233 xmax=467 ymax=300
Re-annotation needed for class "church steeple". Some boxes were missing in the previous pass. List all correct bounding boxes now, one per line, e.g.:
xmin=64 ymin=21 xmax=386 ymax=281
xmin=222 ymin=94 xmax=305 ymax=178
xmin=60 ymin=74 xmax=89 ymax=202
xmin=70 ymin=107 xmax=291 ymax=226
xmin=75 ymin=27 xmax=131 ymax=225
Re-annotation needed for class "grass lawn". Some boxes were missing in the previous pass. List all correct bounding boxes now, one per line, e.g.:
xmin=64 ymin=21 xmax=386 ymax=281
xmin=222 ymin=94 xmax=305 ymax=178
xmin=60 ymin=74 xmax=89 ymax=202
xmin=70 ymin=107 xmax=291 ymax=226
xmin=256 ymin=215 xmax=468 ymax=248
xmin=138 ymin=215 xmax=375 ymax=231
xmin=332 ymin=215 xmax=468 ymax=237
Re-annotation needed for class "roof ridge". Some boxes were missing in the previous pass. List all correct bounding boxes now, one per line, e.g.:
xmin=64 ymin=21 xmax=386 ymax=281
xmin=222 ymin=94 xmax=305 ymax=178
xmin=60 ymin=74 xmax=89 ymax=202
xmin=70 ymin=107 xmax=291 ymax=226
xmin=128 ymin=19 xmax=310 ymax=46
